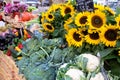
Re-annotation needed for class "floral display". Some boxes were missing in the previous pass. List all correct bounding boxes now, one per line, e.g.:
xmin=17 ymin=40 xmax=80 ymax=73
xmin=1 ymin=0 xmax=120 ymax=80
xmin=4 ymin=3 xmax=28 ymax=14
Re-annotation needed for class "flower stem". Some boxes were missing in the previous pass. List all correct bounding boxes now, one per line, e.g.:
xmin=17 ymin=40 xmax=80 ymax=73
xmin=40 ymin=47 xmax=49 ymax=57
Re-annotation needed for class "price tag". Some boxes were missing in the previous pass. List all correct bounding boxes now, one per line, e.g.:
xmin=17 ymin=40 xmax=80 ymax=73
xmin=76 ymin=0 xmax=94 ymax=12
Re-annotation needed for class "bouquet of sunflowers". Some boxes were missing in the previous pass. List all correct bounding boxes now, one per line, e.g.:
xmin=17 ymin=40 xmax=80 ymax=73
xmin=40 ymin=0 xmax=120 ymax=77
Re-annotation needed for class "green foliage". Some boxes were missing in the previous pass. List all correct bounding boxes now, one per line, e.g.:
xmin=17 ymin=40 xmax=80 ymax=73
xmin=27 ymin=6 xmax=37 ymax=12
xmin=115 ymin=7 xmax=120 ymax=16
xmin=17 ymin=37 xmax=82 ymax=80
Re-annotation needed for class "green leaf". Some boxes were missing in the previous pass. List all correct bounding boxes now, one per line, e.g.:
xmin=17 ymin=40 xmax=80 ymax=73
xmin=116 ymin=40 xmax=120 ymax=47
xmin=115 ymin=7 xmax=120 ymax=16
xmin=103 ymin=54 xmax=117 ymax=60
xmin=99 ymin=48 xmax=114 ymax=58
xmin=117 ymin=57 xmax=120 ymax=63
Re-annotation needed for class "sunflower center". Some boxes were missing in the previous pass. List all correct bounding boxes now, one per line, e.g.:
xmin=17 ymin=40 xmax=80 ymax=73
xmin=89 ymin=32 xmax=99 ymax=40
xmin=119 ymin=21 xmax=120 ymax=26
xmin=46 ymin=25 xmax=52 ymax=30
xmin=92 ymin=15 xmax=103 ymax=28
xmin=73 ymin=32 xmax=82 ymax=41
xmin=48 ymin=15 xmax=53 ymax=19
xmin=79 ymin=16 xmax=87 ymax=24
xmin=105 ymin=29 xmax=117 ymax=41
xmin=65 ymin=7 xmax=71 ymax=14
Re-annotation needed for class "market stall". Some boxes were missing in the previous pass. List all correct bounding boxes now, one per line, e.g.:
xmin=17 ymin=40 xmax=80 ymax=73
xmin=0 ymin=0 xmax=120 ymax=80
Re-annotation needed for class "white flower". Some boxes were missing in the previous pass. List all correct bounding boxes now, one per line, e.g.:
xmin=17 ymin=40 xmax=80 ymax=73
xmin=90 ymin=73 xmax=104 ymax=80
xmin=82 ymin=53 xmax=100 ymax=72
xmin=65 ymin=68 xmax=85 ymax=80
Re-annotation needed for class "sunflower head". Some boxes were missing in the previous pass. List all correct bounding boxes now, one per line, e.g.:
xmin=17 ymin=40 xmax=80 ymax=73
xmin=61 ymin=4 xmax=74 ymax=17
xmin=100 ymin=25 xmax=118 ymax=47
xmin=41 ymin=12 xmax=46 ymax=23
xmin=88 ymin=10 xmax=106 ymax=30
xmin=75 ymin=11 xmax=90 ymax=27
xmin=65 ymin=28 xmax=84 ymax=47
xmin=85 ymin=29 xmax=100 ymax=45
xmin=48 ymin=4 xmax=61 ymax=12
xmin=64 ymin=17 xmax=73 ymax=31
xmin=46 ymin=13 xmax=54 ymax=22
xmin=94 ymin=4 xmax=105 ymax=11
xmin=43 ymin=23 xmax=54 ymax=32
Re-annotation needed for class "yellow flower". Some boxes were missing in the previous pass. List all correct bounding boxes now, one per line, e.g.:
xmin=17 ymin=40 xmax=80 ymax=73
xmin=48 ymin=4 xmax=61 ymax=12
xmin=88 ymin=10 xmax=106 ymax=30
xmin=64 ymin=17 xmax=73 ymax=31
xmin=65 ymin=34 xmax=72 ymax=47
xmin=42 ymin=23 xmax=54 ymax=32
xmin=94 ymin=4 xmax=105 ymax=11
xmin=75 ymin=11 xmax=90 ymax=27
xmin=41 ymin=12 xmax=46 ymax=23
xmin=64 ymin=23 xmax=70 ymax=31
xmin=115 ymin=14 xmax=120 ymax=29
xmin=45 ymin=12 xmax=54 ymax=22
xmin=104 ymin=6 xmax=115 ymax=16
xmin=100 ymin=25 xmax=118 ymax=47
xmin=61 ymin=4 xmax=75 ymax=17
xmin=85 ymin=29 xmax=101 ymax=45
xmin=65 ymin=28 xmax=84 ymax=47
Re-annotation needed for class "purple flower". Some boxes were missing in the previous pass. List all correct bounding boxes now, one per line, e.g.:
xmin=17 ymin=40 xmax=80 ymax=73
xmin=4 ymin=3 xmax=28 ymax=14
xmin=18 ymin=4 xmax=28 ymax=12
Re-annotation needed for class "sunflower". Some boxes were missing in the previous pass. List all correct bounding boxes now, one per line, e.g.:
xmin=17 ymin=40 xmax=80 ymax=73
xmin=48 ymin=4 xmax=61 ymax=12
xmin=94 ymin=4 xmax=105 ymax=11
xmin=60 ymin=4 xmax=75 ymax=17
xmin=104 ymin=6 xmax=115 ymax=16
xmin=42 ymin=23 xmax=54 ymax=32
xmin=65 ymin=34 xmax=72 ymax=47
xmin=45 ymin=12 xmax=54 ymax=22
xmin=115 ymin=14 xmax=120 ymax=29
xmin=75 ymin=11 xmax=90 ymax=27
xmin=88 ymin=10 xmax=106 ymax=30
xmin=100 ymin=25 xmax=118 ymax=47
xmin=85 ymin=29 xmax=101 ymax=45
xmin=65 ymin=28 xmax=84 ymax=47
xmin=41 ymin=12 xmax=46 ymax=23
xmin=64 ymin=17 xmax=73 ymax=31
xmin=64 ymin=22 xmax=70 ymax=31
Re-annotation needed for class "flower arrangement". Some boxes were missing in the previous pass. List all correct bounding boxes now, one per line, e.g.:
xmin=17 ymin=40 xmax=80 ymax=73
xmin=4 ymin=3 xmax=28 ymax=17
xmin=40 ymin=1 xmax=76 ymax=38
